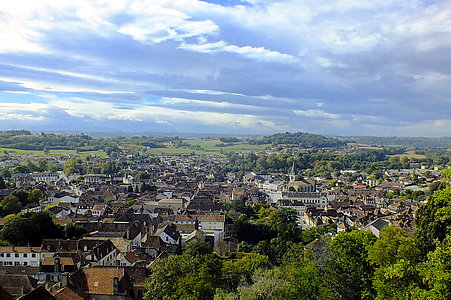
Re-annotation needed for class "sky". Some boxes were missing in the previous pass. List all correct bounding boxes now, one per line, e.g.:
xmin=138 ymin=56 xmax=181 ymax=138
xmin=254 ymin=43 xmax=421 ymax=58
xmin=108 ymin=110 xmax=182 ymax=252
xmin=0 ymin=0 xmax=450 ymax=137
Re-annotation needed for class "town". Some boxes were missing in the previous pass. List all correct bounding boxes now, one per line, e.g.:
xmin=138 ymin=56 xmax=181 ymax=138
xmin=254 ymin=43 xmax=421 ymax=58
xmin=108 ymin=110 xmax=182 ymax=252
xmin=0 ymin=130 xmax=449 ymax=299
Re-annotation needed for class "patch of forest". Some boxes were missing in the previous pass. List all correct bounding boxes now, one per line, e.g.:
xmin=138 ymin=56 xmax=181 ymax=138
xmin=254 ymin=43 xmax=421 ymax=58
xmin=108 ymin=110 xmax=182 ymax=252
xmin=249 ymin=132 xmax=347 ymax=148
xmin=345 ymin=136 xmax=451 ymax=148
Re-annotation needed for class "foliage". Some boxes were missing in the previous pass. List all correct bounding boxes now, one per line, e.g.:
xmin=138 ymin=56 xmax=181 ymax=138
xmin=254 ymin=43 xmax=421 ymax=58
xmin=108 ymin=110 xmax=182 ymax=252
xmin=0 ymin=211 xmax=62 ymax=245
xmin=0 ymin=176 xmax=6 ymax=189
xmin=184 ymin=239 xmax=213 ymax=256
xmin=145 ymin=253 xmax=222 ymax=300
xmin=367 ymin=226 xmax=421 ymax=299
xmin=249 ymin=132 xmax=346 ymax=148
xmin=415 ymin=186 xmax=451 ymax=255
xmin=0 ymin=195 xmax=22 ymax=215
xmin=220 ymin=253 xmax=271 ymax=292
xmin=325 ymin=229 xmax=377 ymax=300
xmin=64 ymin=222 xmax=87 ymax=239
xmin=417 ymin=236 xmax=451 ymax=299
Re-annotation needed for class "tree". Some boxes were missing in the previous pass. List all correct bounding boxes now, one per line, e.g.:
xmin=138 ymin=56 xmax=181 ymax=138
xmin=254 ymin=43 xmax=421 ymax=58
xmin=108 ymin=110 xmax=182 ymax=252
xmin=1 ymin=212 xmax=61 ymax=246
xmin=367 ymin=226 xmax=421 ymax=299
xmin=234 ymin=268 xmax=290 ymax=300
xmin=325 ymin=230 xmax=376 ymax=300
xmin=0 ymin=195 xmax=22 ymax=215
xmin=64 ymin=222 xmax=87 ymax=239
xmin=184 ymin=239 xmax=213 ymax=256
xmin=28 ymin=189 xmax=43 ymax=204
xmin=145 ymin=254 xmax=222 ymax=300
xmin=220 ymin=253 xmax=271 ymax=292
xmin=417 ymin=236 xmax=451 ymax=299
xmin=415 ymin=186 xmax=451 ymax=255
xmin=13 ymin=190 xmax=29 ymax=206
xmin=0 ymin=176 xmax=6 ymax=189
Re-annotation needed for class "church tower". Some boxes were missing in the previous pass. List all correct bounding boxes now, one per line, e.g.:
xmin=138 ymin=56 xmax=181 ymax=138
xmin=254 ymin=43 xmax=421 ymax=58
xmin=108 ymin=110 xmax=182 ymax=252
xmin=289 ymin=162 xmax=296 ymax=182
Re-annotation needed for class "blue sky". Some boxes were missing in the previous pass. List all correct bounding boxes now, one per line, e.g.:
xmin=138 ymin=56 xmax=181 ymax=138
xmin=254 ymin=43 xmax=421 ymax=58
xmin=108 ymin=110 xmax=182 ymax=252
xmin=0 ymin=0 xmax=450 ymax=136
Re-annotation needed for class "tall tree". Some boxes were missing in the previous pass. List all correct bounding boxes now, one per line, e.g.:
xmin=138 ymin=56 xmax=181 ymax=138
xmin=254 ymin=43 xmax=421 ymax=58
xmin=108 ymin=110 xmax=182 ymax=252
xmin=415 ymin=186 xmax=451 ymax=256
xmin=325 ymin=230 xmax=376 ymax=300
xmin=367 ymin=226 xmax=421 ymax=299
xmin=0 ymin=195 xmax=22 ymax=215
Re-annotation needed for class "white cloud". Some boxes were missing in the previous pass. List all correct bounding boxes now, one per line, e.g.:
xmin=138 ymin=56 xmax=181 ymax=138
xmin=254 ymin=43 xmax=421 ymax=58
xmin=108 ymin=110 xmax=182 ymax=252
xmin=293 ymin=109 xmax=342 ymax=119
xmin=179 ymin=40 xmax=298 ymax=63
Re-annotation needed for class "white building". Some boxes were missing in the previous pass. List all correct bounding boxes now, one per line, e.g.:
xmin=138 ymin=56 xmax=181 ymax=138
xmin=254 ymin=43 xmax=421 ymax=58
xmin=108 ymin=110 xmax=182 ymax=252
xmin=0 ymin=246 xmax=41 ymax=267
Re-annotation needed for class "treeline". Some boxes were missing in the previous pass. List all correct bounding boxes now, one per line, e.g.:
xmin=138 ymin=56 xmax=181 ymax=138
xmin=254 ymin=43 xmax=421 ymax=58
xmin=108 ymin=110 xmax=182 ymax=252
xmin=0 ymin=131 xmax=99 ymax=151
xmin=144 ymin=173 xmax=451 ymax=299
xmin=226 ymin=149 xmax=404 ymax=175
xmin=0 ymin=130 xmax=177 ymax=152
xmin=347 ymin=136 xmax=451 ymax=148
xmin=249 ymin=132 xmax=347 ymax=148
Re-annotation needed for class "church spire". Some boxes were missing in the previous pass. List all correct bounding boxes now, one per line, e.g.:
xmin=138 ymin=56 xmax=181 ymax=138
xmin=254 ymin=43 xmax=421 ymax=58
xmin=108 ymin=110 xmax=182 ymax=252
xmin=289 ymin=162 xmax=296 ymax=182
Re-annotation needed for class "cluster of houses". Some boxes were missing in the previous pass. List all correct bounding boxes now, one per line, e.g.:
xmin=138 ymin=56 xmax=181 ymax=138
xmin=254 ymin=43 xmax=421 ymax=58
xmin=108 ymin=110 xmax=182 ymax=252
xmin=0 ymin=152 xmax=446 ymax=299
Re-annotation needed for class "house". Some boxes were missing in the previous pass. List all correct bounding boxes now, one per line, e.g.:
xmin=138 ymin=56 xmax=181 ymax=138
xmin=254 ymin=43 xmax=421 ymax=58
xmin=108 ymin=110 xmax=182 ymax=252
xmin=365 ymin=218 xmax=391 ymax=237
xmin=154 ymin=224 xmax=181 ymax=246
xmin=17 ymin=285 xmax=58 ymax=300
xmin=39 ymin=256 xmax=80 ymax=283
xmin=0 ymin=246 xmax=41 ymax=267
xmin=30 ymin=172 xmax=59 ymax=184
xmin=91 ymin=204 xmax=109 ymax=217
xmin=0 ymin=274 xmax=38 ymax=299
xmin=69 ymin=266 xmax=149 ymax=299
xmin=70 ymin=267 xmax=128 ymax=299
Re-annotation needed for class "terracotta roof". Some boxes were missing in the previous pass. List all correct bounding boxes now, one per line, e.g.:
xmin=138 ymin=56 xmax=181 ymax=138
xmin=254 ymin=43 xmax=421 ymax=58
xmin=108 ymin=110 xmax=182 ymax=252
xmin=0 ymin=246 xmax=41 ymax=253
xmin=0 ymin=274 xmax=37 ymax=298
xmin=80 ymin=268 xmax=125 ymax=295
xmin=42 ymin=257 xmax=75 ymax=266
xmin=53 ymin=219 xmax=72 ymax=227
xmin=17 ymin=286 xmax=57 ymax=300
xmin=17 ymin=286 xmax=56 ymax=300
xmin=53 ymin=286 xmax=87 ymax=300
xmin=169 ymin=214 xmax=225 ymax=223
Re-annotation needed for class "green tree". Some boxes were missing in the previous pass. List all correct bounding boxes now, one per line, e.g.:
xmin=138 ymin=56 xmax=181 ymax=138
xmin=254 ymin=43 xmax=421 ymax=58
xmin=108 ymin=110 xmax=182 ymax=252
xmin=220 ymin=253 xmax=271 ymax=292
xmin=417 ymin=236 xmax=451 ymax=299
xmin=415 ymin=186 xmax=451 ymax=255
xmin=1 ymin=212 xmax=61 ymax=246
xmin=0 ymin=195 xmax=22 ymax=215
xmin=28 ymin=189 xmax=43 ymax=204
xmin=235 ymin=267 xmax=290 ymax=300
xmin=367 ymin=226 xmax=421 ymax=299
xmin=184 ymin=239 xmax=213 ymax=256
xmin=325 ymin=230 xmax=377 ymax=300
xmin=0 ymin=176 xmax=6 ymax=189
xmin=64 ymin=222 xmax=87 ymax=239
xmin=145 ymin=253 xmax=222 ymax=300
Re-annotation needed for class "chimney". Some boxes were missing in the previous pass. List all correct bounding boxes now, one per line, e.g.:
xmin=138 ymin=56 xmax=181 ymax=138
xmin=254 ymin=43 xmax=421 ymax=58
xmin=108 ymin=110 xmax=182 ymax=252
xmin=61 ymin=272 xmax=68 ymax=287
xmin=54 ymin=257 xmax=61 ymax=273
xmin=113 ymin=277 xmax=119 ymax=295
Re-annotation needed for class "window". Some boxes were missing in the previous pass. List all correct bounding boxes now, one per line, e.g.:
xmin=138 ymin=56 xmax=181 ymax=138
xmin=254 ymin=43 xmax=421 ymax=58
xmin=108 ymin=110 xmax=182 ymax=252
xmin=0 ymin=253 xmax=3 ymax=257
xmin=14 ymin=261 xmax=20 ymax=266
xmin=6 ymin=254 xmax=10 ymax=257
xmin=23 ymin=253 xmax=27 ymax=258
xmin=15 ymin=253 xmax=19 ymax=258
xmin=32 ymin=254 xmax=36 ymax=258
xmin=23 ymin=262 xmax=27 ymax=266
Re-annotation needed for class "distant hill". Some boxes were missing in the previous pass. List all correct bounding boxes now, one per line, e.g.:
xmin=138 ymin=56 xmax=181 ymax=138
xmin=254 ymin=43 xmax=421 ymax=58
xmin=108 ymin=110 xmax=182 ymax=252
xmin=343 ymin=136 xmax=451 ymax=148
xmin=249 ymin=132 xmax=347 ymax=148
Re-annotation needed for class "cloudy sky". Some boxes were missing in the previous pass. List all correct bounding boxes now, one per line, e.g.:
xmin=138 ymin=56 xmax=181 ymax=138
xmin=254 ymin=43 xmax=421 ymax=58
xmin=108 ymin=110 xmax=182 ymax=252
xmin=0 ymin=0 xmax=450 ymax=136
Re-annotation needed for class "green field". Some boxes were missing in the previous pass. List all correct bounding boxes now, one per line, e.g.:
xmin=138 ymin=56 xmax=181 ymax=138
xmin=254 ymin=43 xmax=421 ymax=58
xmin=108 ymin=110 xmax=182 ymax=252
xmin=143 ymin=139 xmax=267 ymax=156
xmin=0 ymin=147 xmax=107 ymax=158
xmin=186 ymin=139 xmax=267 ymax=152
xmin=146 ymin=147 xmax=221 ymax=156
xmin=390 ymin=151 xmax=426 ymax=159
